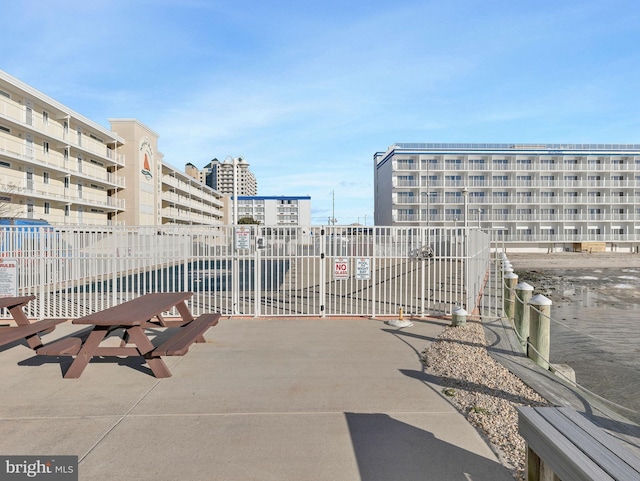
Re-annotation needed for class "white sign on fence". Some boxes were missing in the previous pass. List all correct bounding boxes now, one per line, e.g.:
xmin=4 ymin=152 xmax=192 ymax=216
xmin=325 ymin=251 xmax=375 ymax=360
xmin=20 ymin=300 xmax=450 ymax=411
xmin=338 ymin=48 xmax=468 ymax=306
xmin=334 ymin=257 xmax=349 ymax=280
xmin=356 ymin=258 xmax=371 ymax=280
xmin=0 ymin=258 xmax=18 ymax=297
xmin=235 ymin=227 xmax=251 ymax=250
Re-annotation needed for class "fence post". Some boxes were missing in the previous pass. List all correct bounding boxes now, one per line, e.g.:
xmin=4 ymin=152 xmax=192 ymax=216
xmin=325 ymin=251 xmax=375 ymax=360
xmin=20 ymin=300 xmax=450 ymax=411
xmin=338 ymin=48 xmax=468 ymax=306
xmin=503 ymin=272 xmax=518 ymax=321
xmin=528 ymin=294 xmax=552 ymax=370
xmin=514 ymin=281 xmax=534 ymax=353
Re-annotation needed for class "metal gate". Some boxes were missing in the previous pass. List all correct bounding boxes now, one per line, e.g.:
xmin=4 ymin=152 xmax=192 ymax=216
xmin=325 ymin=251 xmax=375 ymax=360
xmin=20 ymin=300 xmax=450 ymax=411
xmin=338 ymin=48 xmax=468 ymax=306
xmin=0 ymin=225 xmax=491 ymax=319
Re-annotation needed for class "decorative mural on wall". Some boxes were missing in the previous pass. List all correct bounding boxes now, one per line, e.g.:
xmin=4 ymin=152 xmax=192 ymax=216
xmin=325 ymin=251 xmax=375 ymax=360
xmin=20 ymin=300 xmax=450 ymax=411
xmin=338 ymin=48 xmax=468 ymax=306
xmin=140 ymin=138 xmax=153 ymax=180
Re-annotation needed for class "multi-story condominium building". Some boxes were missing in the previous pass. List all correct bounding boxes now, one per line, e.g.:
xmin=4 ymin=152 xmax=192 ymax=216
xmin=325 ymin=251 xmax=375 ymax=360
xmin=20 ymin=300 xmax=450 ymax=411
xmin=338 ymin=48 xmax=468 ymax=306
xmin=0 ymin=70 xmax=224 ymax=226
xmin=189 ymin=157 xmax=257 ymax=196
xmin=0 ymin=70 xmax=126 ymax=225
xmin=374 ymin=143 xmax=640 ymax=249
xmin=236 ymin=195 xmax=311 ymax=225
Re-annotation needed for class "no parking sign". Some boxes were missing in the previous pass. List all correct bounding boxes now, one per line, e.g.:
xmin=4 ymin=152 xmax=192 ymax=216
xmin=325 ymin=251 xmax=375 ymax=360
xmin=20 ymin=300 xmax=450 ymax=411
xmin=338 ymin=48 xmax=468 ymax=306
xmin=334 ymin=257 xmax=349 ymax=280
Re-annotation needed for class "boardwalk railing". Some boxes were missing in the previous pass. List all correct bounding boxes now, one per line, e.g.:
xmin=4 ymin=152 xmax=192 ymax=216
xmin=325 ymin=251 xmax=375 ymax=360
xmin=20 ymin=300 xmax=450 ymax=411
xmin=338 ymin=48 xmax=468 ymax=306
xmin=1 ymin=225 xmax=492 ymax=319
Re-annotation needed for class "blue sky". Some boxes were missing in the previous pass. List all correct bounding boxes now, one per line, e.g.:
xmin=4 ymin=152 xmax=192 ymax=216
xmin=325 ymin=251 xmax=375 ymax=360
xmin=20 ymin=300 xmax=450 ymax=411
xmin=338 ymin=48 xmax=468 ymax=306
xmin=3 ymin=0 xmax=640 ymax=225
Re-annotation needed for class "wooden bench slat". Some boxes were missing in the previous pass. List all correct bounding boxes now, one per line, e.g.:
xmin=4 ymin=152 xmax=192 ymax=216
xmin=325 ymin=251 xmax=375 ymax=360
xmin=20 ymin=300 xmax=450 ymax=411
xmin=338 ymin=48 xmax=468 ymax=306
xmin=36 ymin=337 xmax=82 ymax=356
xmin=558 ymin=407 xmax=640 ymax=472
xmin=538 ymin=408 xmax=640 ymax=481
xmin=518 ymin=407 xmax=616 ymax=481
xmin=0 ymin=319 xmax=67 ymax=347
xmin=152 ymin=313 xmax=220 ymax=357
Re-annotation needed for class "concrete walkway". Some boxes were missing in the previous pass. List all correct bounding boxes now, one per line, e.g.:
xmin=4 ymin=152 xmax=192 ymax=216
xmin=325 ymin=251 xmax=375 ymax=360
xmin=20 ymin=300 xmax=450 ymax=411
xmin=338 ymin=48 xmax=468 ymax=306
xmin=0 ymin=317 xmax=513 ymax=481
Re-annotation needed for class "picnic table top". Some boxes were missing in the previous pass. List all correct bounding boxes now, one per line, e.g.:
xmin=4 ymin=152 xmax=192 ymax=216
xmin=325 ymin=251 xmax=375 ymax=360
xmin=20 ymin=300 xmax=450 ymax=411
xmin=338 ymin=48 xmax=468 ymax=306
xmin=0 ymin=295 xmax=36 ymax=309
xmin=72 ymin=292 xmax=193 ymax=327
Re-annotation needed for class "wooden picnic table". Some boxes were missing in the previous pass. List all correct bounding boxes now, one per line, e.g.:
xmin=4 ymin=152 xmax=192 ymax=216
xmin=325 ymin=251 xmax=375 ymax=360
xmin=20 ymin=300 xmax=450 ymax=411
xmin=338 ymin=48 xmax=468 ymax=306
xmin=0 ymin=296 xmax=66 ymax=349
xmin=37 ymin=292 xmax=219 ymax=379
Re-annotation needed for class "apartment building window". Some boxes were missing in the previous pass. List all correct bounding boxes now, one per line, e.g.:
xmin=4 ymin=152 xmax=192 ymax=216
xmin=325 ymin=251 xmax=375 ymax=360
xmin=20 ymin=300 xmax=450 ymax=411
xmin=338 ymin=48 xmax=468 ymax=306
xmin=0 ymin=89 xmax=9 ymax=99
xmin=564 ymin=175 xmax=578 ymax=185
xmin=613 ymin=191 xmax=624 ymax=197
xmin=445 ymin=158 xmax=462 ymax=169
xmin=397 ymin=192 xmax=415 ymax=203
xmin=469 ymin=191 xmax=485 ymax=198
xmin=564 ymin=208 xmax=578 ymax=219
xmin=42 ymin=111 xmax=49 ymax=124
xmin=445 ymin=208 xmax=462 ymax=219
xmin=64 ymin=177 xmax=70 ymax=189
xmin=43 ymin=172 xmax=49 ymax=184
xmin=43 ymin=141 xmax=49 ymax=154
xmin=540 ymin=175 xmax=555 ymax=184
xmin=493 ymin=208 xmax=508 ymax=219
xmin=444 ymin=191 xmax=461 ymax=200
xmin=445 ymin=175 xmax=462 ymax=186
xmin=493 ymin=191 xmax=509 ymax=198
xmin=516 ymin=175 xmax=532 ymax=186
xmin=516 ymin=158 xmax=532 ymax=166
xmin=396 ymin=175 xmax=414 ymax=186
xmin=44 ymin=202 xmax=50 ymax=214
xmin=588 ymin=191 xmax=602 ymax=197
xmin=492 ymin=159 xmax=509 ymax=168
xmin=0 ymin=125 xmax=10 ymax=133
xmin=425 ymin=175 xmax=438 ymax=186
xmin=540 ymin=208 xmax=555 ymax=219
xmin=517 ymin=191 xmax=533 ymax=199
xmin=65 ymin=205 xmax=70 ymax=217
xmin=396 ymin=158 xmax=415 ymax=169
xmin=540 ymin=191 xmax=555 ymax=197
xmin=469 ymin=175 xmax=484 ymax=186
xmin=493 ymin=175 xmax=508 ymax=186
xmin=468 ymin=158 xmax=485 ymax=166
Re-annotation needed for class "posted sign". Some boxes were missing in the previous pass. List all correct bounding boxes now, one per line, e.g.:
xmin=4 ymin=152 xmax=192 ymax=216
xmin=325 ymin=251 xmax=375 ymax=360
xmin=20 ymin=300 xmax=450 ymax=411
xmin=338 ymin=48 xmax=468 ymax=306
xmin=235 ymin=227 xmax=251 ymax=250
xmin=0 ymin=259 xmax=18 ymax=297
xmin=356 ymin=258 xmax=371 ymax=280
xmin=334 ymin=257 xmax=349 ymax=280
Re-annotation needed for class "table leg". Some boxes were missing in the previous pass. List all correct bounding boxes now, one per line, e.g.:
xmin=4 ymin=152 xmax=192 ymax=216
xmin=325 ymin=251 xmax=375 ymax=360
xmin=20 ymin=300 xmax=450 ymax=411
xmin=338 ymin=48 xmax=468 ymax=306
xmin=126 ymin=327 xmax=172 ymax=378
xmin=175 ymin=301 xmax=194 ymax=325
xmin=9 ymin=305 xmax=44 ymax=349
xmin=64 ymin=327 xmax=109 ymax=379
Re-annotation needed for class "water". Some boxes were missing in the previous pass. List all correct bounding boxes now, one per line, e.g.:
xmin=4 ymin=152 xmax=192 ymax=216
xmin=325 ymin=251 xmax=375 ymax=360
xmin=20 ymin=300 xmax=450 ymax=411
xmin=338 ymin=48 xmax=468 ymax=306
xmin=517 ymin=267 xmax=640 ymax=423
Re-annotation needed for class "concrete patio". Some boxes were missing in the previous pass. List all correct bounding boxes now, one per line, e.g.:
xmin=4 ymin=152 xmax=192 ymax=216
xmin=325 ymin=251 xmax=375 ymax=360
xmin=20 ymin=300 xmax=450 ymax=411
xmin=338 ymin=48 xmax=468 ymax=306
xmin=0 ymin=317 xmax=513 ymax=481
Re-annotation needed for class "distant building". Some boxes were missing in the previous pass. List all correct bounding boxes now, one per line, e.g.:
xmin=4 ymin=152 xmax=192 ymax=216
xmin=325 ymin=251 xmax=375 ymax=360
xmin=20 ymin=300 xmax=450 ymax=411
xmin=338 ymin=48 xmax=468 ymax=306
xmin=0 ymin=69 xmax=224 ymax=226
xmin=190 ymin=157 xmax=258 ymax=196
xmin=374 ymin=142 xmax=640 ymax=248
xmin=236 ymin=196 xmax=311 ymax=225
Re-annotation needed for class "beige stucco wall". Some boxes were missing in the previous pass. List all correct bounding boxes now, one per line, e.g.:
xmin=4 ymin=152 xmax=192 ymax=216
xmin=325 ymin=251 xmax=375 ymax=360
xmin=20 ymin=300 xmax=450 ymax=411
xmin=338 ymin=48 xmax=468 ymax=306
xmin=109 ymin=119 xmax=161 ymax=226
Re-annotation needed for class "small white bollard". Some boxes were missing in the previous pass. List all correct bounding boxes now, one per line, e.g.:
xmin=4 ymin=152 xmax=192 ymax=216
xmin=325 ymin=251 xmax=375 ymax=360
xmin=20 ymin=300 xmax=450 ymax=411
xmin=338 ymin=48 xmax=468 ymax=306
xmin=451 ymin=307 xmax=467 ymax=327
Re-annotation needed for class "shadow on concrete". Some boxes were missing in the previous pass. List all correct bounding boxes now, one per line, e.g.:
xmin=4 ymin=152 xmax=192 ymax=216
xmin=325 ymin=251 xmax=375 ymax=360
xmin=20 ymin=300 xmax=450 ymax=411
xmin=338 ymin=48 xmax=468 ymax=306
xmin=345 ymin=412 xmax=511 ymax=481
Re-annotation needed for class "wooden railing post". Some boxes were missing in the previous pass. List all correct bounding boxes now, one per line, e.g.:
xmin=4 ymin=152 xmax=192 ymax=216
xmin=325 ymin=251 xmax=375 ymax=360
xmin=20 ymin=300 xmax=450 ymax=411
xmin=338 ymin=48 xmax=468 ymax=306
xmin=528 ymin=294 xmax=552 ymax=370
xmin=515 ymin=281 xmax=534 ymax=353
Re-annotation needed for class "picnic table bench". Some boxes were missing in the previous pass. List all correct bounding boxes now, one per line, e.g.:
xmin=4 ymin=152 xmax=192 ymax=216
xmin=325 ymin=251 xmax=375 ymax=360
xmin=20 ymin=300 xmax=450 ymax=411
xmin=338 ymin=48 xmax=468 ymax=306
xmin=0 ymin=296 xmax=67 ymax=349
xmin=517 ymin=406 xmax=640 ymax=481
xmin=36 ymin=292 xmax=220 ymax=378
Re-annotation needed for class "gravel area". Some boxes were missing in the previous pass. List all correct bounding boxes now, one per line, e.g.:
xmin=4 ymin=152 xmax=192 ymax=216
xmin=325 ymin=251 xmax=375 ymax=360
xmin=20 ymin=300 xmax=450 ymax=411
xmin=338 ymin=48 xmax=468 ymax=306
xmin=422 ymin=320 xmax=548 ymax=481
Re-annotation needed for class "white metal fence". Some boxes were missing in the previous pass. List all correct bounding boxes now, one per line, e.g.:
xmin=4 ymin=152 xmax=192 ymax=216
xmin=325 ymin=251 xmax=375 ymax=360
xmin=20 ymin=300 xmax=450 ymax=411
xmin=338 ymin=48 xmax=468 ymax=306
xmin=0 ymin=225 xmax=492 ymax=320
